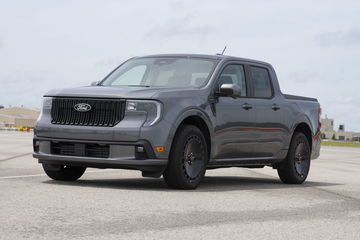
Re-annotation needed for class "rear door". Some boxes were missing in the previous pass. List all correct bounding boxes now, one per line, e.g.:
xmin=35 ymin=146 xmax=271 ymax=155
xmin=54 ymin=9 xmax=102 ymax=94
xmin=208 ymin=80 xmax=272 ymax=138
xmin=247 ymin=65 xmax=287 ymax=158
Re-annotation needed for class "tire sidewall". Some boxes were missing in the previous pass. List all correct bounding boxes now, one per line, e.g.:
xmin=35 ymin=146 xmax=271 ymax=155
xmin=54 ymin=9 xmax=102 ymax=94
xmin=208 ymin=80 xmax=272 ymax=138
xmin=42 ymin=164 xmax=86 ymax=181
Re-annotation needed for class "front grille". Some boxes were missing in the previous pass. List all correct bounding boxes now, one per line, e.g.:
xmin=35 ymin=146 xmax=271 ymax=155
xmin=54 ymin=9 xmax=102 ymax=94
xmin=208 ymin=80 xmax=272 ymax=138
xmin=51 ymin=142 xmax=110 ymax=158
xmin=51 ymin=97 xmax=125 ymax=127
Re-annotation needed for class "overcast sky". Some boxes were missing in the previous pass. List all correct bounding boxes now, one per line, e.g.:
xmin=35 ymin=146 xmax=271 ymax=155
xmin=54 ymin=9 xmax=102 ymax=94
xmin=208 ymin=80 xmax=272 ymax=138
xmin=0 ymin=0 xmax=359 ymax=131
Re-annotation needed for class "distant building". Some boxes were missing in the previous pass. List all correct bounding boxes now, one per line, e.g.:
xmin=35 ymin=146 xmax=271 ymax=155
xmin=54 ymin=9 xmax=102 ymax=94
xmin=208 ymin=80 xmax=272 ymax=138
xmin=321 ymin=116 xmax=360 ymax=141
xmin=0 ymin=107 xmax=40 ymax=128
xmin=352 ymin=133 xmax=360 ymax=142
xmin=321 ymin=118 xmax=334 ymax=132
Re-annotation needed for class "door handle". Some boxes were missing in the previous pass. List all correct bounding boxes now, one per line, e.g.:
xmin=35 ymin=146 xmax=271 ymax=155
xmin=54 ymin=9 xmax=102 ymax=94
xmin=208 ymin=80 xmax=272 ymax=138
xmin=242 ymin=103 xmax=252 ymax=110
xmin=272 ymin=104 xmax=280 ymax=111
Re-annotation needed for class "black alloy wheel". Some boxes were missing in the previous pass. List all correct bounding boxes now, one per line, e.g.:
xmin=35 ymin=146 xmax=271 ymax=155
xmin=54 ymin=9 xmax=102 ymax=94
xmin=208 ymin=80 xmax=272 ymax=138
xmin=294 ymin=141 xmax=310 ymax=178
xmin=277 ymin=132 xmax=311 ymax=184
xmin=183 ymin=135 xmax=206 ymax=180
xmin=163 ymin=125 xmax=208 ymax=189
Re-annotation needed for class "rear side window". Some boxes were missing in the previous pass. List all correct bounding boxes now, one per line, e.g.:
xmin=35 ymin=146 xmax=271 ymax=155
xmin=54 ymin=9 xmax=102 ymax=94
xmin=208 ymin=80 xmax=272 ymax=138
xmin=250 ymin=67 xmax=272 ymax=98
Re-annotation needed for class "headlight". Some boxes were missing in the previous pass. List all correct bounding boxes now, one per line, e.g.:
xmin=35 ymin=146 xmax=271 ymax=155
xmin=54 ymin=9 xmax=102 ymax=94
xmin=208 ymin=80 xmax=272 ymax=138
xmin=126 ymin=100 xmax=162 ymax=126
xmin=42 ymin=97 xmax=52 ymax=110
xmin=37 ymin=97 xmax=52 ymax=121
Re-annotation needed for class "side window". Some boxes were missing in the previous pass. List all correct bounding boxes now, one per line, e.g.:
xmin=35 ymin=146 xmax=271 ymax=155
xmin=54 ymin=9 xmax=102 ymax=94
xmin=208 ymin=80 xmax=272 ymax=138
xmin=218 ymin=65 xmax=247 ymax=96
xmin=250 ymin=66 xmax=272 ymax=98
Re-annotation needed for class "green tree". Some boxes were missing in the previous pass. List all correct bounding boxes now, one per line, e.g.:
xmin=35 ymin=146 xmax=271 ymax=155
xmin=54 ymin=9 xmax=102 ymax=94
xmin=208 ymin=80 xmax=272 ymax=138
xmin=320 ymin=132 xmax=326 ymax=139
xmin=332 ymin=134 xmax=336 ymax=140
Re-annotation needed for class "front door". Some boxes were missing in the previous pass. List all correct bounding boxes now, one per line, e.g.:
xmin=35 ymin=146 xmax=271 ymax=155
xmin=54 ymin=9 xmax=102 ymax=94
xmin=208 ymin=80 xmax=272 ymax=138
xmin=213 ymin=64 xmax=256 ymax=159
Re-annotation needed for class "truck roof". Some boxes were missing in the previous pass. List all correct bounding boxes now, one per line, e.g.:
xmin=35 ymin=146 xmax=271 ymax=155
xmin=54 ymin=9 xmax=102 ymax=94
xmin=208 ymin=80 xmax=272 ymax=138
xmin=138 ymin=54 xmax=272 ymax=67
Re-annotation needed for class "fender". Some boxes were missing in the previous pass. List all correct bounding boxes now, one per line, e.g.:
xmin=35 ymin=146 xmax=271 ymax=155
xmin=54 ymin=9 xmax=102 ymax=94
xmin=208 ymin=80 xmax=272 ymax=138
xmin=291 ymin=114 xmax=315 ymax=135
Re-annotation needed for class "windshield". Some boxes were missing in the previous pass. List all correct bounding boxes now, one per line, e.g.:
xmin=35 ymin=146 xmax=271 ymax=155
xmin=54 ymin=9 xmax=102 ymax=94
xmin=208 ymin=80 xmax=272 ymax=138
xmin=101 ymin=57 xmax=218 ymax=88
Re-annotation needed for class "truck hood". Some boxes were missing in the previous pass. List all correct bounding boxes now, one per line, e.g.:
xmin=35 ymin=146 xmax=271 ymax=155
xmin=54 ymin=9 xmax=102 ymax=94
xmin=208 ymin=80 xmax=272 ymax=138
xmin=44 ymin=86 xmax=206 ymax=99
xmin=45 ymin=86 xmax=162 ymax=99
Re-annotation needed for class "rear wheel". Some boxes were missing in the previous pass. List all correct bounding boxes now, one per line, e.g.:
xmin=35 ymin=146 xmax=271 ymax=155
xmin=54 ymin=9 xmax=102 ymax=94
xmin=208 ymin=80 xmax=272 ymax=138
xmin=42 ymin=164 xmax=86 ymax=181
xmin=277 ymin=132 xmax=311 ymax=184
xmin=163 ymin=125 xmax=208 ymax=189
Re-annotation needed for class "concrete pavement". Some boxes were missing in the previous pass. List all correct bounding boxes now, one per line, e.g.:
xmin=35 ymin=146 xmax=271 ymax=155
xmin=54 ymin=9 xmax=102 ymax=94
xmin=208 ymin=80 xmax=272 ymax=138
xmin=0 ymin=131 xmax=359 ymax=239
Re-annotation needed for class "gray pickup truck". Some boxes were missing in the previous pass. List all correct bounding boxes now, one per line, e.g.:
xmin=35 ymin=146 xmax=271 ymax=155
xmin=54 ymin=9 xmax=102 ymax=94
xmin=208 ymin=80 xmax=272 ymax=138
xmin=33 ymin=54 xmax=321 ymax=189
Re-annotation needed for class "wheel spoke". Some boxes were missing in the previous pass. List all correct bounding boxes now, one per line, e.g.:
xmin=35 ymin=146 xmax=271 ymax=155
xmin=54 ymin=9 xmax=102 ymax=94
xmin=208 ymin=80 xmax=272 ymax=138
xmin=182 ymin=135 xmax=205 ymax=180
xmin=294 ymin=142 xmax=309 ymax=176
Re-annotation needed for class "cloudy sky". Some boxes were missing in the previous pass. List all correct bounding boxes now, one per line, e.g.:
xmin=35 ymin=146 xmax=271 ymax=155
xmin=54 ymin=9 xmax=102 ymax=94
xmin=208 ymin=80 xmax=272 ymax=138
xmin=0 ymin=0 xmax=359 ymax=131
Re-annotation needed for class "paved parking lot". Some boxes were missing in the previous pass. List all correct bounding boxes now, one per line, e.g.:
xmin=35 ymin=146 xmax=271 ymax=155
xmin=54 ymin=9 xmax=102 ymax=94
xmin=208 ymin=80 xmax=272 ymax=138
xmin=1 ymin=131 xmax=359 ymax=240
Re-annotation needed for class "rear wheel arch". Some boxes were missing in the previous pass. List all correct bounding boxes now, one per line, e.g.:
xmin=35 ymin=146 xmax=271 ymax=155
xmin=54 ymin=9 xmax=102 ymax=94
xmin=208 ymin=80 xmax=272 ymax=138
xmin=293 ymin=122 xmax=312 ymax=152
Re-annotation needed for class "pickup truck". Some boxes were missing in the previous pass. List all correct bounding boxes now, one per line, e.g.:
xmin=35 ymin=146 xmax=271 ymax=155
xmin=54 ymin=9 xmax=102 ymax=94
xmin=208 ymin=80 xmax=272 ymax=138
xmin=33 ymin=54 xmax=321 ymax=189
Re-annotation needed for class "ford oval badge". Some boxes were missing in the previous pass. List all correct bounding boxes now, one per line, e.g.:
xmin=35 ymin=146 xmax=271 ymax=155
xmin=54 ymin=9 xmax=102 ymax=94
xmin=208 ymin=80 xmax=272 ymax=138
xmin=74 ymin=103 xmax=92 ymax=112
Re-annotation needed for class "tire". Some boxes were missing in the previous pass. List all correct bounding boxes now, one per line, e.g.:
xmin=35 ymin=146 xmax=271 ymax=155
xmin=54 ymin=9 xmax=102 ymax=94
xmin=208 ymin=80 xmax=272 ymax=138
xmin=163 ymin=125 xmax=208 ymax=189
xmin=42 ymin=164 xmax=86 ymax=181
xmin=277 ymin=132 xmax=311 ymax=184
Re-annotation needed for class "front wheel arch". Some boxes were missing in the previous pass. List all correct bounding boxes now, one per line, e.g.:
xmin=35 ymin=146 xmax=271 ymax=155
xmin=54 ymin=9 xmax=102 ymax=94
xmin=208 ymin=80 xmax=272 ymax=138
xmin=167 ymin=110 xmax=213 ymax=160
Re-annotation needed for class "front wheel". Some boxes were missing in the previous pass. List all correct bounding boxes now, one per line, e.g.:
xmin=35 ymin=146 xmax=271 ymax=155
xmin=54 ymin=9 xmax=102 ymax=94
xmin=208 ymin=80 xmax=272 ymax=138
xmin=163 ymin=125 xmax=208 ymax=189
xmin=42 ymin=164 xmax=86 ymax=181
xmin=277 ymin=132 xmax=311 ymax=184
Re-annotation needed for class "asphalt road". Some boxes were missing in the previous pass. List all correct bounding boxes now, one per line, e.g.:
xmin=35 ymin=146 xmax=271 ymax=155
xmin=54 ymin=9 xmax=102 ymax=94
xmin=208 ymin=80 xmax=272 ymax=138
xmin=1 ymin=131 xmax=360 ymax=240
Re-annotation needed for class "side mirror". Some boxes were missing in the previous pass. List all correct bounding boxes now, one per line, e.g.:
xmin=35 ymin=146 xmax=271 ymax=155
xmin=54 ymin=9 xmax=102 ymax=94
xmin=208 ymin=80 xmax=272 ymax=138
xmin=91 ymin=81 xmax=100 ymax=86
xmin=218 ymin=84 xmax=242 ymax=98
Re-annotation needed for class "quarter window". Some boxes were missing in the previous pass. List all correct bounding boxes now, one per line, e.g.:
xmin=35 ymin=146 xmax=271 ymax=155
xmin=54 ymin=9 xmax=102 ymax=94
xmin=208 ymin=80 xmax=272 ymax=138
xmin=250 ymin=67 xmax=272 ymax=98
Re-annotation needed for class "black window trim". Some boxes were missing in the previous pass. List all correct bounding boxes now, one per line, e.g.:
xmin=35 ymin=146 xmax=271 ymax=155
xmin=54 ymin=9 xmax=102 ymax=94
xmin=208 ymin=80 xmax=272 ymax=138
xmin=246 ymin=64 xmax=275 ymax=99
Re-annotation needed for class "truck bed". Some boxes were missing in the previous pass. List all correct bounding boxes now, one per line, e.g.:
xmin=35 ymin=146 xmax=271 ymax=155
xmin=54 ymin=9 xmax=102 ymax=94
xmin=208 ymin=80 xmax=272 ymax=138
xmin=283 ymin=94 xmax=318 ymax=102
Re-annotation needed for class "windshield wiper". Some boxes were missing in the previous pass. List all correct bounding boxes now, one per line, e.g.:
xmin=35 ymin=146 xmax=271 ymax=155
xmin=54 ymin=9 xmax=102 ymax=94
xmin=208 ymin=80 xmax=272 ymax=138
xmin=127 ymin=85 xmax=151 ymax=87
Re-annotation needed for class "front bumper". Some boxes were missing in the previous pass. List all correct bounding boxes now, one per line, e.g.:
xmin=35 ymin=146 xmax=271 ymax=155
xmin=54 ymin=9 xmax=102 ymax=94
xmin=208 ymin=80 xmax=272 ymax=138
xmin=33 ymin=136 xmax=168 ymax=172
